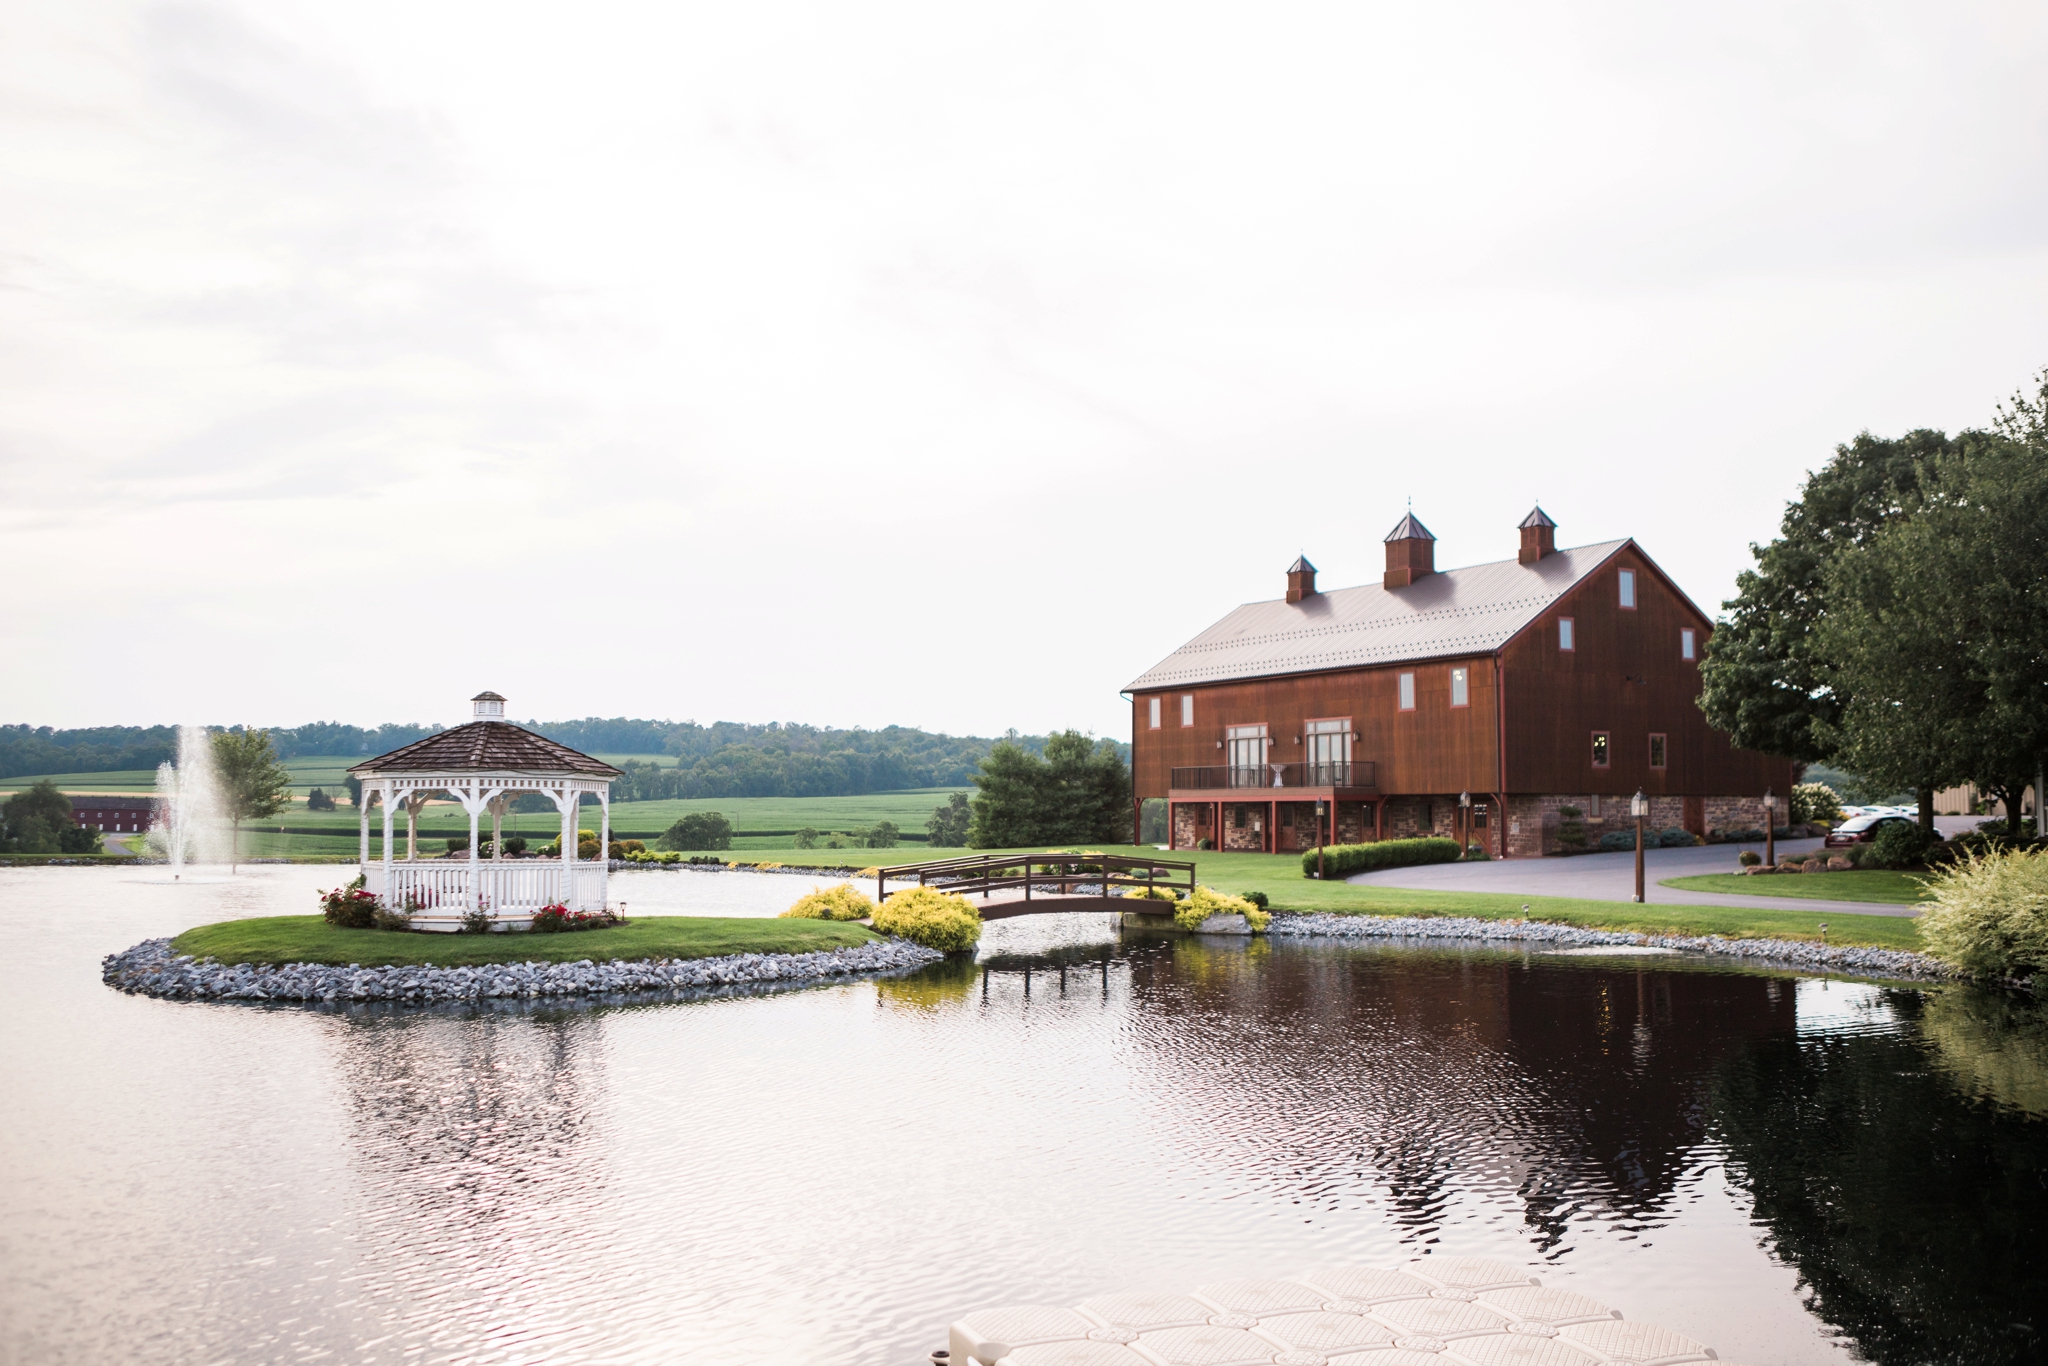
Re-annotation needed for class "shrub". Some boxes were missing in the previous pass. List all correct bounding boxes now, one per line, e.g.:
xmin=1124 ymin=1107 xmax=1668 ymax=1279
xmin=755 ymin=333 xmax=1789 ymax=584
xmin=780 ymin=882 xmax=876 ymax=921
xmin=1302 ymin=837 xmax=1460 ymax=879
xmin=372 ymin=903 xmax=413 ymax=931
xmin=1197 ymin=838 xmax=1215 ymax=850
xmin=1738 ymin=850 xmax=1761 ymax=867
xmin=1791 ymin=782 xmax=1844 ymax=827
xmin=531 ymin=903 xmax=624 ymax=933
xmin=458 ymin=907 xmax=493 ymax=934
xmin=1869 ymin=820 xmax=1940 ymax=869
xmin=503 ymin=836 xmax=528 ymax=856
xmin=1597 ymin=830 xmax=1636 ymax=852
xmin=873 ymin=886 xmax=981 ymax=952
xmin=446 ymin=837 xmax=469 ymax=854
xmin=793 ymin=827 xmax=819 ymax=849
xmin=1244 ymin=890 xmax=1270 ymax=910
xmin=1123 ymin=884 xmax=1180 ymax=902
xmin=1555 ymin=805 xmax=1586 ymax=851
xmin=1175 ymin=884 xmax=1270 ymax=932
xmin=1659 ymin=827 xmax=1698 ymax=848
xmin=578 ymin=839 xmax=600 ymax=858
xmin=1713 ymin=827 xmax=1766 ymax=843
xmin=1918 ymin=848 xmax=2048 ymax=978
xmin=320 ymin=876 xmax=378 ymax=928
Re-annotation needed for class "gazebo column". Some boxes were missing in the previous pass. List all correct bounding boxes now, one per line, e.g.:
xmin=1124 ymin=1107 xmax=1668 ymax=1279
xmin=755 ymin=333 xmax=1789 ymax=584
xmin=358 ymin=797 xmax=369 ymax=867
xmin=559 ymin=784 xmax=575 ymax=908
xmin=465 ymin=783 xmax=481 ymax=916
xmin=598 ymin=790 xmax=611 ymax=909
xmin=381 ymin=785 xmax=396 ymax=902
xmin=405 ymin=792 xmax=428 ymax=861
xmin=488 ymin=794 xmax=509 ymax=860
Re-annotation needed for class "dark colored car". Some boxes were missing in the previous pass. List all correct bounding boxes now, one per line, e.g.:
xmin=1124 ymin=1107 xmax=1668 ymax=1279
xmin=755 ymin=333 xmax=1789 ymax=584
xmin=1824 ymin=813 xmax=1911 ymax=848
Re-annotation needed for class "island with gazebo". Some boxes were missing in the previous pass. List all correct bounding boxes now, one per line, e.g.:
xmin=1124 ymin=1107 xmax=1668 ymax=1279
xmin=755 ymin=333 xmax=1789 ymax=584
xmin=350 ymin=692 xmax=622 ymax=931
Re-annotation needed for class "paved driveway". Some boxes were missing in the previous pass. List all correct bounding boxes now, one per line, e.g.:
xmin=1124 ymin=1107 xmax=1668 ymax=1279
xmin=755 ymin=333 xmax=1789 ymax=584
xmin=1346 ymin=837 xmax=1923 ymax=917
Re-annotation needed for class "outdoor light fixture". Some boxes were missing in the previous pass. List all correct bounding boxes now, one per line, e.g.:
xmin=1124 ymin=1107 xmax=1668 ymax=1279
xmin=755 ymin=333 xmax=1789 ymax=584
xmin=1632 ymin=788 xmax=1648 ymax=903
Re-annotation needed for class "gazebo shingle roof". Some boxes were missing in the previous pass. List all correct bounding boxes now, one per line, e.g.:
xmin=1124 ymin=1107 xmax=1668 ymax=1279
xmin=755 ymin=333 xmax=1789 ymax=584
xmin=349 ymin=722 xmax=621 ymax=777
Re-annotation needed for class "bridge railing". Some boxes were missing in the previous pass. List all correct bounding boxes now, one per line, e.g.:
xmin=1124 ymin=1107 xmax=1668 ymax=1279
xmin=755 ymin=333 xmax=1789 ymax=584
xmin=875 ymin=851 xmax=1197 ymax=906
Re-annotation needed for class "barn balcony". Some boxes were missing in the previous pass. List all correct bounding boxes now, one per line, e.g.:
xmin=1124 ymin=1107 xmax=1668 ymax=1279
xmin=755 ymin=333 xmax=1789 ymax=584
xmin=1168 ymin=761 xmax=1376 ymax=797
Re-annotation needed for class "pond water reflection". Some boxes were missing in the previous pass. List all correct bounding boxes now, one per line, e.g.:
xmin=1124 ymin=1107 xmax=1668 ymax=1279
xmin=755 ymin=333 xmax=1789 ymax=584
xmin=2 ymin=867 xmax=2043 ymax=1366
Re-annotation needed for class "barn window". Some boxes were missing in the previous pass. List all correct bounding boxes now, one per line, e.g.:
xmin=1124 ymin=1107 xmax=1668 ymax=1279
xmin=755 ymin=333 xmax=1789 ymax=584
xmin=1559 ymin=617 xmax=1575 ymax=651
xmin=1398 ymin=672 xmax=1416 ymax=711
xmin=1180 ymin=694 xmax=1194 ymax=727
xmin=1649 ymin=734 xmax=1667 ymax=769
xmin=1473 ymin=803 xmax=1489 ymax=828
xmin=1148 ymin=697 xmax=1161 ymax=729
xmin=1618 ymin=569 xmax=1637 ymax=609
xmin=1592 ymin=731 xmax=1610 ymax=767
xmin=1450 ymin=667 xmax=1469 ymax=707
xmin=1680 ymin=628 xmax=1696 ymax=661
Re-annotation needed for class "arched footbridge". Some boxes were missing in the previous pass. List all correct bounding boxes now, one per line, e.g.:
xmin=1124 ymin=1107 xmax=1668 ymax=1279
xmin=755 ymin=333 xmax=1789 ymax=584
xmin=875 ymin=852 xmax=1195 ymax=919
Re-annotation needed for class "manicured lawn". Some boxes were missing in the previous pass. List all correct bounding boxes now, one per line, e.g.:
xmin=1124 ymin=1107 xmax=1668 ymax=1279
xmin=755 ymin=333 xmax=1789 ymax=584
xmin=1662 ymin=870 xmax=1931 ymax=905
xmin=171 ymin=914 xmax=879 ymax=966
xmin=780 ymin=847 xmax=1925 ymax=951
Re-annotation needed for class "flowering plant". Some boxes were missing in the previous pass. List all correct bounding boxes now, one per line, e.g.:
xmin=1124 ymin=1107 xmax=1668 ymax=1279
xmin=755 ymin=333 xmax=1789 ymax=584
xmin=530 ymin=903 xmax=625 ymax=933
xmin=320 ymin=877 xmax=381 ymax=929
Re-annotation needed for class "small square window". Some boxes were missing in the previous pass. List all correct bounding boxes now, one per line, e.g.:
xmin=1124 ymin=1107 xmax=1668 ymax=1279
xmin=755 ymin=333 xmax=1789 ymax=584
xmin=1473 ymin=803 xmax=1489 ymax=829
xmin=1559 ymin=617 xmax=1575 ymax=651
xmin=1680 ymin=628 xmax=1696 ymax=661
xmin=1398 ymin=672 xmax=1416 ymax=711
xmin=1649 ymin=733 xmax=1668 ymax=769
xmin=1450 ymin=666 xmax=1469 ymax=707
xmin=1148 ymin=697 xmax=1161 ymax=729
xmin=1619 ymin=569 xmax=1636 ymax=609
xmin=1180 ymin=695 xmax=1194 ymax=727
xmin=1592 ymin=731 xmax=1610 ymax=768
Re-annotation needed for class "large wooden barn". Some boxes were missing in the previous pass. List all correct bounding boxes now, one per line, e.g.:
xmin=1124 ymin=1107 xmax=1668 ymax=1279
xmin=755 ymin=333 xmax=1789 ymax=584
xmin=1124 ymin=508 xmax=1794 ymax=857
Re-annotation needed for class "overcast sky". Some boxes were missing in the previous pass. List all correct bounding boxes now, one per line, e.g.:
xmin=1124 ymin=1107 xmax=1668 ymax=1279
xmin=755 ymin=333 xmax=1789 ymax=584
xmin=4 ymin=0 xmax=2045 ymax=740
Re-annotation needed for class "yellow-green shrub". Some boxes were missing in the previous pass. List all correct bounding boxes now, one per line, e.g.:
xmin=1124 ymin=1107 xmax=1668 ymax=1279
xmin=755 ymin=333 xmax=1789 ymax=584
xmin=1919 ymin=848 xmax=2048 ymax=978
xmin=873 ymin=886 xmax=982 ymax=952
xmin=1122 ymin=884 xmax=1180 ymax=902
xmin=1174 ymin=884 xmax=1271 ymax=932
xmin=779 ymin=882 xmax=876 ymax=922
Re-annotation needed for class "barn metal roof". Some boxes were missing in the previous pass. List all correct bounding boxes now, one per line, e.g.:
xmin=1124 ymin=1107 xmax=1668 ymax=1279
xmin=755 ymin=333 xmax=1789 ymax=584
xmin=349 ymin=722 xmax=621 ymax=777
xmin=1124 ymin=539 xmax=1632 ymax=692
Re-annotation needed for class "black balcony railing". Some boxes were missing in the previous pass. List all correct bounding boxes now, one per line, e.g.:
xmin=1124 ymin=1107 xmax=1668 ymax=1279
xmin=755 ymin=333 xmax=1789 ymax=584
xmin=1169 ymin=761 xmax=1375 ymax=792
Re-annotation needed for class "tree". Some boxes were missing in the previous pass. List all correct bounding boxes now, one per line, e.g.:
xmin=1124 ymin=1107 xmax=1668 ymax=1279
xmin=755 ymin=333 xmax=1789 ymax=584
xmin=967 ymin=730 xmax=1132 ymax=848
xmin=863 ymin=820 xmax=900 ymax=849
xmin=306 ymin=788 xmax=336 ymax=812
xmin=211 ymin=728 xmax=295 ymax=871
xmin=1817 ymin=435 xmax=2048 ymax=837
xmin=1700 ymin=430 xmax=1952 ymax=774
xmin=926 ymin=793 xmax=970 ymax=847
xmin=657 ymin=811 xmax=733 ymax=851
xmin=1 ymin=780 xmax=78 ymax=854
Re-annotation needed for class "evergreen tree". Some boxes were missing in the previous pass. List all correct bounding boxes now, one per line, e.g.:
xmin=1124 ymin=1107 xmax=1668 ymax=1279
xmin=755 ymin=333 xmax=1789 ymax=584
xmin=925 ymin=792 xmax=971 ymax=847
xmin=967 ymin=731 xmax=1131 ymax=847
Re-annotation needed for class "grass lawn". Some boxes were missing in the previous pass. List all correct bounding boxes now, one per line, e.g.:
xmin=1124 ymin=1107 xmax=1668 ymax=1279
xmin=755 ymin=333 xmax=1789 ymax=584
xmin=755 ymin=846 xmax=1926 ymax=951
xmin=1661 ymin=869 xmax=1931 ymax=905
xmin=171 ymin=914 xmax=879 ymax=966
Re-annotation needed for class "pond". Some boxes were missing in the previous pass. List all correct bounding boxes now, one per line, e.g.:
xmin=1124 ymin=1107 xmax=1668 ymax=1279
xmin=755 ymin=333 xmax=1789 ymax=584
xmin=3 ymin=865 xmax=2044 ymax=1365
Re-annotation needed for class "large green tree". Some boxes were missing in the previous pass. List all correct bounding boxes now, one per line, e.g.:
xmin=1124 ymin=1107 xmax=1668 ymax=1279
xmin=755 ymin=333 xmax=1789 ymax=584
xmin=1699 ymin=430 xmax=1953 ymax=773
xmin=0 ymin=779 xmax=97 ymax=854
xmin=211 ymin=728 xmax=295 ymax=871
xmin=968 ymin=731 xmax=1131 ymax=848
xmin=1818 ymin=435 xmax=2048 ymax=837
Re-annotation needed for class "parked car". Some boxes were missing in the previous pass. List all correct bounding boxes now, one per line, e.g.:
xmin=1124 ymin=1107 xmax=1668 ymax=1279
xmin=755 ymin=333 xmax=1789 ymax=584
xmin=1824 ymin=812 xmax=1913 ymax=848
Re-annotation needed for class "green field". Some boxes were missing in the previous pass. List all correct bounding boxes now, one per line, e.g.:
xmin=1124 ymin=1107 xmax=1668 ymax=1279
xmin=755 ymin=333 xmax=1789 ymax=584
xmin=171 ymin=914 xmax=878 ymax=966
xmin=1662 ymin=870 xmax=1931 ymax=905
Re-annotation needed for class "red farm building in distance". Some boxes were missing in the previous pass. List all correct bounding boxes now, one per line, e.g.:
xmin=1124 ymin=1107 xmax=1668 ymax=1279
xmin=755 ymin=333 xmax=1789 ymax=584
xmin=1123 ymin=507 xmax=1794 ymax=857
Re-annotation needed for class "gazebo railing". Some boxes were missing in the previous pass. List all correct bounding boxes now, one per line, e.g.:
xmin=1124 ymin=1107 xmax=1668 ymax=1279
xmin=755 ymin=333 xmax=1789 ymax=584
xmin=364 ymin=861 xmax=607 ymax=920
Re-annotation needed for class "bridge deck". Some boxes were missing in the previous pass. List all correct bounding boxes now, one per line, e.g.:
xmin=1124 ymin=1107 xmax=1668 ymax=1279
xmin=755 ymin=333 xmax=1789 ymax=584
xmin=875 ymin=852 xmax=1195 ymax=917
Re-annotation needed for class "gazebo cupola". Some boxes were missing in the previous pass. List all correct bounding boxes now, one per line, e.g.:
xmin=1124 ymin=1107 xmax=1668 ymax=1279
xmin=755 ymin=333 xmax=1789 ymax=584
xmin=347 ymin=692 xmax=622 ymax=931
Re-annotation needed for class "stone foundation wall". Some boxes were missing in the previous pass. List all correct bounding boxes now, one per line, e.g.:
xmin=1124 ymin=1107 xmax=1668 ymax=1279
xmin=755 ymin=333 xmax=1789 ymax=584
xmin=1503 ymin=794 xmax=1768 ymax=856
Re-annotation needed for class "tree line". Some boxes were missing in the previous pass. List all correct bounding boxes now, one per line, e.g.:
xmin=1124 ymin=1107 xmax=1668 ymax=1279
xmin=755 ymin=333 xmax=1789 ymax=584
xmin=0 ymin=714 xmax=1127 ymax=803
xmin=1701 ymin=367 xmax=2048 ymax=837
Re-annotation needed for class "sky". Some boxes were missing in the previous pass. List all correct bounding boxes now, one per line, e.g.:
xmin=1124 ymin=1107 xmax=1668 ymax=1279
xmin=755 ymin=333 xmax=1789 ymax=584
xmin=4 ymin=0 xmax=2046 ymax=739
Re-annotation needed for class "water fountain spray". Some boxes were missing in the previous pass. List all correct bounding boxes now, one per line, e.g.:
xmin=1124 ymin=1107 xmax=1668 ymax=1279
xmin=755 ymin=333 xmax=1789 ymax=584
xmin=151 ymin=725 xmax=229 ymax=876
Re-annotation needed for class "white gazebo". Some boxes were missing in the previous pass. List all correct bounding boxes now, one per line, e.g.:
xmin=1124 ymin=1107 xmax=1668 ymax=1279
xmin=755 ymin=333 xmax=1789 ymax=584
xmin=350 ymin=692 xmax=623 ymax=931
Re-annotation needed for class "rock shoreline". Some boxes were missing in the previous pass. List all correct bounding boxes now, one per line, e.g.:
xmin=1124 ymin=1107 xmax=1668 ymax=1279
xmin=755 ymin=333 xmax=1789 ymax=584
xmin=102 ymin=936 xmax=945 ymax=1005
xmin=1268 ymin=911 xmax=1949 ymax=980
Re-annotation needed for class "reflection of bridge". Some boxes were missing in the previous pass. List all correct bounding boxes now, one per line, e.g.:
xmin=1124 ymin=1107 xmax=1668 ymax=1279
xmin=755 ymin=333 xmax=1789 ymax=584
xmin=876 ymin=853 xmax=1195 ymax=919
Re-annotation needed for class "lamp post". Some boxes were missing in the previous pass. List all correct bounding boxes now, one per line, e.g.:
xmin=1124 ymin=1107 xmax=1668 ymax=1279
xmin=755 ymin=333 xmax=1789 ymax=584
xmin=1316 ymin=799 xmax=1327 ymax=880
xmin=1632 ymin=789 xmax=1649 ymax=903
xmin=1459 ymin=791 xmax=1471 ymax=858
xmin=1763 ymin=788 xmax=1775 ymax=868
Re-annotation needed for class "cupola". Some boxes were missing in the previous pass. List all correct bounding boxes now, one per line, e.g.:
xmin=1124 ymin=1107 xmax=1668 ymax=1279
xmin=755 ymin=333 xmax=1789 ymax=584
xmin=1518 ymin=506 xmax=1557 ymax=564
xmin=1382 ymin=512 xmax=1436 ymax=590
xmin=471 ymin=691 xmax=507 ymax=720
xmin=1285 ymin=555 xmax=1318 ymax=604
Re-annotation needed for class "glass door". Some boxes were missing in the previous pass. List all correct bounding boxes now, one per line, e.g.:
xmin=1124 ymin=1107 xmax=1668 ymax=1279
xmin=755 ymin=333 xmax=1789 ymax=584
xmin=1304 ymin=719 xmax=1351 ymax=786
xmin=1225 ymin=725 xmax=1269 ymax=788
